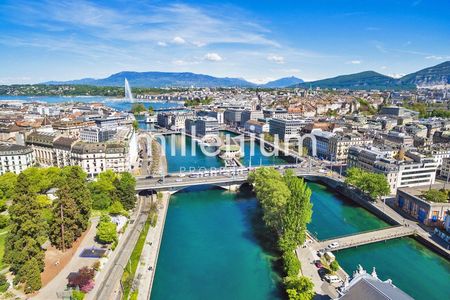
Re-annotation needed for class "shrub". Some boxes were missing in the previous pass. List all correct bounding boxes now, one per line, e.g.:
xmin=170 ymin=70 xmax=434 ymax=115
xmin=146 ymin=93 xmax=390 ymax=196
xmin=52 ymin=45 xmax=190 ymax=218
xmin=72 ymin=290 xmax=85 ymax=300
xmin=0 ymin=214 xmax=9 ymax=229
xmin=0 ymin=274 xmax=9 ymax=293
xmin=330 ymin=260 xmax=340 ymax=272
xmin=92 ymin=261 xmax=101 ymax=271
xmin=68 ymin=267 xmax=95 ymax=292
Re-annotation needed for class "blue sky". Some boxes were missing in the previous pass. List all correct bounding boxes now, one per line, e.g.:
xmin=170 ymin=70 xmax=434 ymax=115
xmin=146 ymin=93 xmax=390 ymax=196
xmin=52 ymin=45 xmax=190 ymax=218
xmin=1 ymin=0 xmax=449 ymax=84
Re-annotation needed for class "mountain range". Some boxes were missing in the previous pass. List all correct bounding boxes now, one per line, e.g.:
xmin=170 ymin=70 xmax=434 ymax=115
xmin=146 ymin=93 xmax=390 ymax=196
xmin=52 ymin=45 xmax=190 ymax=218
xmin=292 ymin=61 xmax=450 ymax=90
xmin=44 ymin=61 xmax=449 ymax=90
xmin=45 ymin=72 xmax=303 ymax=88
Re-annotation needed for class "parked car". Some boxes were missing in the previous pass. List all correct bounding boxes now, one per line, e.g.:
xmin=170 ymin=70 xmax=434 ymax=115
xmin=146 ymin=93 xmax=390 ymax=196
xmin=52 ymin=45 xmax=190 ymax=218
xmin=157 ymin=179 xmax=164 ymax=184
xmin=328 ymin=242 xmax=339 ymax=249
xmin=314 ymin=261 xmax=323 ymax=268
xmin=324 ymin=274 xmax=340 ymax=284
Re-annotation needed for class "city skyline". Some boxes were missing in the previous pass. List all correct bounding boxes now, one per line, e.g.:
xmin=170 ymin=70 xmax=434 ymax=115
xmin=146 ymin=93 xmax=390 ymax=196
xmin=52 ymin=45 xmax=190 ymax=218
xmin=1 ymin=0 xmax=450 ymax=84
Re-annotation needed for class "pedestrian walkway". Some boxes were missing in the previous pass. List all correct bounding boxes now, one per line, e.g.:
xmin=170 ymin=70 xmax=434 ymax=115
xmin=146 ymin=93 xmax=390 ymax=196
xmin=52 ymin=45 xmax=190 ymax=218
xmin=314 ymin=226 xmax=416 ymax=251
xmin=135 ymin=192 xmax=170 ymax=299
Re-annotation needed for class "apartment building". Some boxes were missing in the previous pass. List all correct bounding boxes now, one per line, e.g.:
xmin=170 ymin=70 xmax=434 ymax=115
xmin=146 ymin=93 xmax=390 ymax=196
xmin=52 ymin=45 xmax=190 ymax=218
xmin=185 ymin=117 xmax=219 ymax=137
xmin=53 ymin=137 xmax=78 ymax=168
xmin=26 ymin=131 xmax=56 ymax=166
xmin=224 ymin=109 xmax=244 ymax=126
xmin=269 ymin=118 xmax=308 ymax=141
xmin=348 ymin=146 xmax=438 ymax=194
xmin=329 ymin=134 xmax=373 ymax=163
xmin=240 ymin=110 xmax=264 ymax=127
xmin=0 ymin=143 xmax=34 ymax=175
xmin=80 ymin=126 xmax=117 ymax=143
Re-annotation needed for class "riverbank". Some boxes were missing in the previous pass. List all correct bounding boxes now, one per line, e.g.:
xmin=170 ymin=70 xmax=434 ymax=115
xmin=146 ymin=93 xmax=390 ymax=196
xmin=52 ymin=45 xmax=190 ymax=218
xmin=135 ymin=192 xmax=169 ymax=300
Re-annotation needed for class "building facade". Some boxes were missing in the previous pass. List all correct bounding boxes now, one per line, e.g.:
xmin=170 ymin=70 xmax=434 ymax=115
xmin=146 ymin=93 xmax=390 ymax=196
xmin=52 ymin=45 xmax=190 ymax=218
xmin=0 ymin=143 xmax=34 ymax=175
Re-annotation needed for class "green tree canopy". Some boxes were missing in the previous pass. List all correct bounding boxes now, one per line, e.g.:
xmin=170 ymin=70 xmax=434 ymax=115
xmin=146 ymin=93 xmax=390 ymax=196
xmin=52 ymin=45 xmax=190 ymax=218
xmin=114 ymin=172 xmax=137 ymax=210
xmin=345 ymin=167 xmax=390 ymax=199
xmin=421 ymin=189 xmax=448 ymax=203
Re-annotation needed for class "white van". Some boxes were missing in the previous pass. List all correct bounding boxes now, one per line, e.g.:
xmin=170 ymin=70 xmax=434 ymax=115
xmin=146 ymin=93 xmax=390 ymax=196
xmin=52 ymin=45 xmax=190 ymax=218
xmin=324 ymin=274 xmax=340 ymax=283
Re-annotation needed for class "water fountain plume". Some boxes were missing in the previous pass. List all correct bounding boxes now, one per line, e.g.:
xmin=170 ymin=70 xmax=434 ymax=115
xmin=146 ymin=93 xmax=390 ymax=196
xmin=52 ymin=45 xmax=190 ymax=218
xmin=124 ymin=78 xmax=133 ymax=102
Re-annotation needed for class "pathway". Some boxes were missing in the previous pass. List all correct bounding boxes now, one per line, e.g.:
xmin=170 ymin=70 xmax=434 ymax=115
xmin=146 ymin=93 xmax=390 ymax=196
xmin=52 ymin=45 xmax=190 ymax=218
xmin=32 ymin=218 xmax=100 ymax=300
xmin=135 ymin=192 xmax=170 ymax=299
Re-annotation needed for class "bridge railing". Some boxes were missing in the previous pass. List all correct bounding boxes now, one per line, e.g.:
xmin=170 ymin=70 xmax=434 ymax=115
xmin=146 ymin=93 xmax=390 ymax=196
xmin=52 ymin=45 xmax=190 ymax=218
xmin=317 ymin=225 xmax=405 ymax=243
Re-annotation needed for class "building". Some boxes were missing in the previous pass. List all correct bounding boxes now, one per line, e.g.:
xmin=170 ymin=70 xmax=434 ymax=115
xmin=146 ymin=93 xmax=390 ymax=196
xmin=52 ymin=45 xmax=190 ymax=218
xmin=329 ymin=134 xmax=373 ymax=163
xmin=269 ymin=118 xmax=307 ymax=141
xmin=224 ymin=109 xmax=244 ymax=126
xmin=395 ymin=184 xmax=450 ymax=226
xmin=25 ymin=131 xmax=56 ymax=166
xmin=441 ymin=157 xmax=450 ymax=179
xmin=240 ymin=110 xmax=264 ymax=128
xmin=244 ymin=120 xmax=269 ymax=134
xmin=53 ymin=136 xmax=78 ymax=168
xmin=378 ymin=106 xmax=419 ymax=118
xmin=338 ymin=265 xmax=413 ymax=300
xmin=93 ymin=116 xmax=127 ymax=128
xmin=185 ymin=117 xmax=219 ymax=137
xmin=0 ymin=143 xmax=34 ymax=175
xmin=80 ymin=126 xmax=117 ymax=143
xmin=348 ymin=146 xmax=438 ymax=193
xmin=157 ymin=112 xmax=194 ymax=131
xmin=52 ymin=120 xmax=94 ymax=138
xmin=196 ymin=117 xmax=219 ymax=137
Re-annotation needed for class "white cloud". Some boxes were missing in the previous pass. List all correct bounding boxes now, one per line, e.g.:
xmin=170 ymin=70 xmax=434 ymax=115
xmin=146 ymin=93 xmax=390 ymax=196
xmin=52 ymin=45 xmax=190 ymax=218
xmin=381 ymin=66 xmax=388 ymax=70
xmin=204 ymin=53 xmax=223 ymax=62
xmin=425 ymin=55 xmax=450 ymax=60
xmin=157 ymin=41 xmax=167 ymax=47
xmin=267 ymin=55 xmax=284 ymax=64
xmin=172 ymin=36 xmax=186 ymax=45
xmin=347 ymin=60 xmax=361 ymax=64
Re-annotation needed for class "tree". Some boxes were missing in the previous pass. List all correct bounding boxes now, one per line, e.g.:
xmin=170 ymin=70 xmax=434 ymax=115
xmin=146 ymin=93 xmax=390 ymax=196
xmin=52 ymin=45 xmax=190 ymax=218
xmin=330 ymin=260 xmax=340 ymax=272
xmin=21 ymin=257 xmax=42 ymax=293
xmin=345 ymin=167 xmax=390 ymax=200
xmin=68 ymin=266 xmax=95 ymax=293
xmin=89 ymin=170 xmax=117 ymax=210
xmin=0 ymin=215 xmax=9 ymax=229
xmin=132 ymin=120 xmax=139 ymax=131
xmin=131 ymin=103 xmax=146 ymax=114
xmin=148 ymin=106 xmax=155 ymax=115
xmin=421 ymin=189 xmax=448 ymax=203
xmin=96 ymin=215 xmax=117 ymax=244
xmin=49 ymin=184 xmax=83 ymax=250
xmin=64 ymin=167 xmax=92 ymax=232
xmin=283 ymin=251 xmax=301 ymax=277
xmin=109 ymin=201 xmax=128 ymax=216
xmin=114 ymin=172 xmax=137 ymax=210
xmin=5 ymin=173 xmax=47 ymax=280
xmin=0 ymin=172 xmax=17 ymax=200
xmin=284 ymin=276 xmax=314 ymax=300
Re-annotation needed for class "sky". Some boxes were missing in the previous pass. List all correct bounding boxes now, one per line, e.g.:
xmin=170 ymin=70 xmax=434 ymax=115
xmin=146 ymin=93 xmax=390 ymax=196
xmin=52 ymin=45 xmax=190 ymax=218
xmin=1 ymin=0 xmax=450 ymax=84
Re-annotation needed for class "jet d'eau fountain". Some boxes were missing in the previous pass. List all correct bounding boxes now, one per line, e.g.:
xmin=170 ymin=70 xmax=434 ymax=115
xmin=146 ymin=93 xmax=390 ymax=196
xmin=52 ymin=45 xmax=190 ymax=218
xmin=124 ymin=78 xmax=133 ymax=101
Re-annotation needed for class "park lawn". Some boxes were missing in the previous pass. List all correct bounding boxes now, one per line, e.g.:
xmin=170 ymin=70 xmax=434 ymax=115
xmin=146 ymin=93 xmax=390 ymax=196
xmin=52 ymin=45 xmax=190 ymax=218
xmin=0 ymin=228 xmax=8 ymax=270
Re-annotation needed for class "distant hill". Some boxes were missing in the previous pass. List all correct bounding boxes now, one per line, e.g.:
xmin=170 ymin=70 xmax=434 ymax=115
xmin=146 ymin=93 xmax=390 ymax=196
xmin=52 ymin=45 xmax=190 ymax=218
xmin=45 ymin=71 xmax=257 ymax=88
xmin=261 ymin=76 xmax=303 ymax=88
xmin=397 ymin=61 xmax=450 ymax=87
xmin=291 ymin=61 xmax=450 ymax=90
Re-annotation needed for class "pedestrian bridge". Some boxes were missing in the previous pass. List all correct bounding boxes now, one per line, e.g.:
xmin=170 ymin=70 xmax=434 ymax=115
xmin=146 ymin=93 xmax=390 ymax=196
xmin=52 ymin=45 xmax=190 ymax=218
xmin=312 ymin=226 xmax=416 ymax=252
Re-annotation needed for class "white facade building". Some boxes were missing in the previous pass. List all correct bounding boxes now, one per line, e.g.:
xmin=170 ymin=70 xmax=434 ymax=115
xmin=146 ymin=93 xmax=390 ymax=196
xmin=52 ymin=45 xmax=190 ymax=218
xmin=0 ymin=143 xmax=34 ymax=175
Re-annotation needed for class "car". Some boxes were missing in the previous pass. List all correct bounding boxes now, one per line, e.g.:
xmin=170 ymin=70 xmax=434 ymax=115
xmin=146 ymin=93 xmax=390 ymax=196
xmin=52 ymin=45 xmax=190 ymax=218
xmin=318 ymin=268 xmax=327 ymax=279
xmin=314 ymin=261 xmax=323 ymax=268
xmin=324 ymin=274 xmax=340 ymax=284
xmin=175 ymin=178 xmax=183 ymax=182
xmin=317 ymin=249 xmax=326 ymax=256
xmin=328 ymin=242 xmax=339 ymax=249
xmin=157 ymin=179 xmax=164 ymax=184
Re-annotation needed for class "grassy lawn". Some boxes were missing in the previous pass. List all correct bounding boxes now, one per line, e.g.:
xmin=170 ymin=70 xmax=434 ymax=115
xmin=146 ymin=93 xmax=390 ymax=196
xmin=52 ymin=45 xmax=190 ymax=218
xmin=0 ymin=228 xmax=8 ymax=270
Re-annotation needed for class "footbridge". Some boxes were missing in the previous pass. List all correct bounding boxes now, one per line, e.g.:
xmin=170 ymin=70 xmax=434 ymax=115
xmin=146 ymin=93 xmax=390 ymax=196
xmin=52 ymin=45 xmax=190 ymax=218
xmin=312 ymin=225 xmax=416 ymax=252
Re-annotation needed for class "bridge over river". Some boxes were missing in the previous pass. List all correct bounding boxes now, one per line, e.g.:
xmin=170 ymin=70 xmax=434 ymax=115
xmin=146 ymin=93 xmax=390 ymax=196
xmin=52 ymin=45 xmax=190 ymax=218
xmin=135 ymin=165 xmax=328 ymax=193
xmin=312 ymin=225 xmax=417 ymax=252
